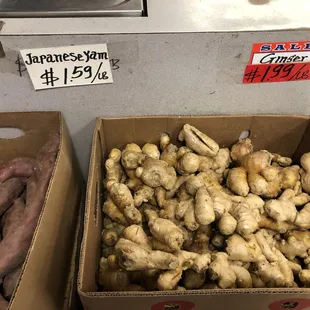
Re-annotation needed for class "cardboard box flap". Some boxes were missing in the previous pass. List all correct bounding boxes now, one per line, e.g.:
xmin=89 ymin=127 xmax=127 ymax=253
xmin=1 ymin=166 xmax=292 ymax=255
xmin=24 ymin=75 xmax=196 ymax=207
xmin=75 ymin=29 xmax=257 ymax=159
xmin=7 ymin=112 xmax=82 ymax=310
xmin=101 ymin=116 xmax=255 ymax=152
xmin=79 ymin=291 xmax=310 ymax=310
xmin=0 ymin=112 xmax=60 ymax=161
xmin=79 ymin=121 xmax=103 ymax=293
xmin=164 ymin=116 xmax=254 ymax=147
xmin=294 ymin=120 xmax=310 ymax=161
xmin=250 ymin=115 xmax=309 ymax=157
xmin=100 ymin=115 xmax=310 ymax=155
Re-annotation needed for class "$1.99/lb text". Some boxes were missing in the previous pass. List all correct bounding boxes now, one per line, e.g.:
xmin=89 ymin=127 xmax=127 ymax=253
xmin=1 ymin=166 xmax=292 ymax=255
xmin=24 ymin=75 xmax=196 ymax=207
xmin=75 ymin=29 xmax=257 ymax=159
xmin=243 ymin=63 xmax=310 ymax=84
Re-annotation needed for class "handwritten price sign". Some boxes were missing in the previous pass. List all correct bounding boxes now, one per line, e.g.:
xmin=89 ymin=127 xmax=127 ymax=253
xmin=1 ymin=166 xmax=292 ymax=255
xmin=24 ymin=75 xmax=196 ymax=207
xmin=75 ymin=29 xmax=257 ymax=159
xmin=20 ymin=44 xmax=113 ymax=90
xmin=243 ymin=63 xmax=310 ymax=84
xmin=243 ymin=40 xmax=310 ymax=84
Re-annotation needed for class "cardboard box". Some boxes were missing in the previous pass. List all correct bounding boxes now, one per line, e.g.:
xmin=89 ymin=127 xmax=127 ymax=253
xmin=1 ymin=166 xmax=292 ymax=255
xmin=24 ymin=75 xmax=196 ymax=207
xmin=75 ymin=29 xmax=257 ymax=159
xmin=62 ymin=190 xmax=85 ymax=310
xmin=79 ymin=115 xmax=310 ymax=310
xmin=0 ymin=112 xmax=82 ymax=310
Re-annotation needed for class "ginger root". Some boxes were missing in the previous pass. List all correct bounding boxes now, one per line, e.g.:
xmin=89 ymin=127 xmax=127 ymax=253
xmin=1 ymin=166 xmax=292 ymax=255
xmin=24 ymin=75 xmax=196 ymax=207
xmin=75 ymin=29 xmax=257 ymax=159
xmin=209 ymin=252 xmax=236 ymax=289
xmin=208 ymin=187 xmax=232 ymax=220
xmin=299 ymin=269 xmax=310 ymax=286
xmin=157 ymin=266 xmax=183 ymax=290
xmin=109 ymin=183 xmax=140 ymax=224
xmin=148 ymin=217 xmax=184 ymax=250
xmin=212 ymin=148 xmax=231 ymax=174
xmin=123 ymin=225 xmax=152 ymax=250
xmin=231 ymin=138 xmax=253 ymax=164
xmin=102 ymin=199 xmax=128 ymax=226
xmin=125 ymin=168 xmax=143 ymax=191
xmin=133 ymin=185 xmax=154 ymax=207
xmin=185 ymin=175 xmax=205 ymax=196
xmin=241 ymin=150 xmax=285 ymax=198
xmin=226 ymin=234 xmax=264 ymax=262
xmin=242 ymin=150 xmax=273 ymax=173
xmin=259 ymin=214 xmax=295 ymax=234
xmin=159 ymin=133 xmax=171 ymax=151
xmin=255 ymin=229 xmax=294 ymax=287
xmin=226 ymin=167 xmax=249 ymax=197
xmin=184 ymin=200 xmax=199 ymax=231
xmin=115 ymin=238 xmax=178 ymax=271
xmin=157 ymin=250 xmax=210 ymax=290
xmin=101 ymin=228 xmax=120 ymax=246
xmin=183 ymin=270 xmax=206 ymax=289
xmin=136 ymin=158 xmax=177 ymax=190
xmin=177 ymin=153 xmax=200 ymax=175
xmin=276 ymin=231 xmax=310 ymax=260
xmin=218 ymin=212 xmax=237 ymax=235
xmin=166 ymin=175 xmax=188 ymax=199
xmin=100 ymin=123 xmax=310 ymax=291
xmin=255 ymin=259 xmax=286 ymax=287
xmin=230 ymin=202 xmax=259 ymax=236
xmin=142 ymin=143 xmax=160 ymax=159
xmin=194 ymin=187 xmax=215 ymax=226
xmin=251 ymin=273 xmax=265 ymax=288
xmin=264 ymin=189 xmax=297 ymax=224
xmin=121 ymin=148 xmax=146 ymax=169
xmin=159 ymin=199 xmax=179 ymax=223
xmin=300 ymin=152 xmax=310 ymax=193
xmin=178 ymin=124 xmax=219 ymax=157
xmin=211 ymin=232 xmax=225 ymax=250
xmin=272 ymin=153 xmax=292 ymax=167
xmin=109 ymin=182 xmax=134 ymax=210
xmin=160 ymin=144 xmax=178 ymax=167
xmin=230 ymin=265 xmax=252 ymax=288
xmin=282 ymin=165 xmax=300 ymax=190
xmin=294 ymin=203 xmax=310 ymax=230
xmin=175 ymin=199 xmax=193 ymax=221
xmin=98 ymin=257 xmax=130 ymax=291
xmin=105 ymin=148 xmax=124 ymax=189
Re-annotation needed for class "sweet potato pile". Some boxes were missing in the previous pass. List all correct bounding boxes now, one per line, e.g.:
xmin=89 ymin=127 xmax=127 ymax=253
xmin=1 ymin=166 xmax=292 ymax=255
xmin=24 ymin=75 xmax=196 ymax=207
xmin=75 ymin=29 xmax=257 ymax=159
xmin=0 ymin=133 xmax=59 ymax=309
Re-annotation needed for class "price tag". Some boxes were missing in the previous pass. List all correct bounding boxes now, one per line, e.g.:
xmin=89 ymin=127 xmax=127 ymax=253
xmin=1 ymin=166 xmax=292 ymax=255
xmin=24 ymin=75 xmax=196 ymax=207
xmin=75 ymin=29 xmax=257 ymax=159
xmin=20 ymin=44 xmax=113 ymax=90
xmin=243 ymin=41 xmax=310 ymax=84
xmin=243 ymin=63 xmax=310 ymax=84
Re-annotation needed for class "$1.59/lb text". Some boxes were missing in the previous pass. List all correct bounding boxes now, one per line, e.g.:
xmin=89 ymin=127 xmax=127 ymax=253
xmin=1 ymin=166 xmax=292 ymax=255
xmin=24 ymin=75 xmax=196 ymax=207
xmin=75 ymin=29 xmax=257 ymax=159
xmin=20 ymin=44 xmax=113 ymax=90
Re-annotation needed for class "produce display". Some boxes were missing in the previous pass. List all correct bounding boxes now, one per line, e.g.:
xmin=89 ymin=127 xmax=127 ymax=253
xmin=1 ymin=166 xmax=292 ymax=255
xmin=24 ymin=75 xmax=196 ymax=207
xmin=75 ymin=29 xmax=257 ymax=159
xmin=0 ymin=133 xmax=59 ymax=308
xmin=99 ymin=124 xmax=310 ymax=291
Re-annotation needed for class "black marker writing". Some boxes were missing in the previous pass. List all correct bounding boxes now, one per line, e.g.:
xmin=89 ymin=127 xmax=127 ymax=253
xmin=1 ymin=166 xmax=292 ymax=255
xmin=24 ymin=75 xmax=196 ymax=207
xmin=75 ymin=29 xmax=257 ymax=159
xmin=15 ymin=55 xmax=27 ymax=77
xmin=25 ymin=50 xmax=108 ymax=65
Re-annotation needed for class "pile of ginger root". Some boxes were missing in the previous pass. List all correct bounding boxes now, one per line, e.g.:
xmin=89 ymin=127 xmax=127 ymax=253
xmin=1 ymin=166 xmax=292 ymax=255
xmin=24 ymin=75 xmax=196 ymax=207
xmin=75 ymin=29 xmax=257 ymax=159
xmin=98 ymin=123 xmax=310 ymax=291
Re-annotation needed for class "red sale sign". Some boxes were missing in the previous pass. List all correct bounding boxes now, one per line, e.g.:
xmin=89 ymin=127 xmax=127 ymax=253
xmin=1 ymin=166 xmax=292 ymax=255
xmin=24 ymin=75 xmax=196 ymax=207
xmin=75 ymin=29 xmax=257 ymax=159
xmin=243 ymin=41 xmax=310 ymax=84
xmin=152 ymin=301 xmax=195 ymax=310
xmin=269 ymin=298 xmax=310 ymax=310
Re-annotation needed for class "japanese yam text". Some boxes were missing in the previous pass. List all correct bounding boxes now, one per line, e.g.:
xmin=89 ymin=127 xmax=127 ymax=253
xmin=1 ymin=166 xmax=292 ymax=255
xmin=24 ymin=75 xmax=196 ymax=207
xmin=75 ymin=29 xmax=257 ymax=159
xmin=24 ymin=50 xmax=108 ymax=65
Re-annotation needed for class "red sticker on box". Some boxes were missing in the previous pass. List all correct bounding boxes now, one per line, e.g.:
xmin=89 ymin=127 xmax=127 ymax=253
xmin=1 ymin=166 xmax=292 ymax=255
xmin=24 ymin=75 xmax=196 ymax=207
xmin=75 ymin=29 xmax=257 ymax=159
xmin=269 ymin=298 xmax=310 ymax=310
xmin=243 ymin=41 xmax=310 ymax=84
xmin=151 ymin=300 xmax=195 ymax=310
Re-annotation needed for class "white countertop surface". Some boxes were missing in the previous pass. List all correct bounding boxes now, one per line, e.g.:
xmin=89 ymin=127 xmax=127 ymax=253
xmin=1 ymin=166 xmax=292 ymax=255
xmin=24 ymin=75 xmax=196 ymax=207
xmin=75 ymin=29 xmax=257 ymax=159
xmin=0 ymin=0 xmax=309 ymax=35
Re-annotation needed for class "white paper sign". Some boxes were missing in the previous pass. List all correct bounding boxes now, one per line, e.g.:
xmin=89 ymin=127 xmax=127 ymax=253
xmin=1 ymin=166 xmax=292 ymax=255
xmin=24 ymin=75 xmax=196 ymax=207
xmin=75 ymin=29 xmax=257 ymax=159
xmin=20 ymin=44 xmax=113 ymax=90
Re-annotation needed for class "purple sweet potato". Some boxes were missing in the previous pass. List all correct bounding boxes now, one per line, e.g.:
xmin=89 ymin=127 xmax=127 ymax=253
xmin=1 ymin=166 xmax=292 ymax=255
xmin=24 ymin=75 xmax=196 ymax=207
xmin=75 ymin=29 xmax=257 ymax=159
xmin=0 ymin=133 xmax=59 ymax=278
xmin=0 ymin=178 xmax=26 ymax=217
xmin=0 ymin=293 xmax=8 ymax=310
xmin=1 ymin=198 xmax=25 ymax=238
xmin=0 ymin=157 xmax=36 ymax=184
xmin=3 ymin=266 xmax=22 ymax=300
